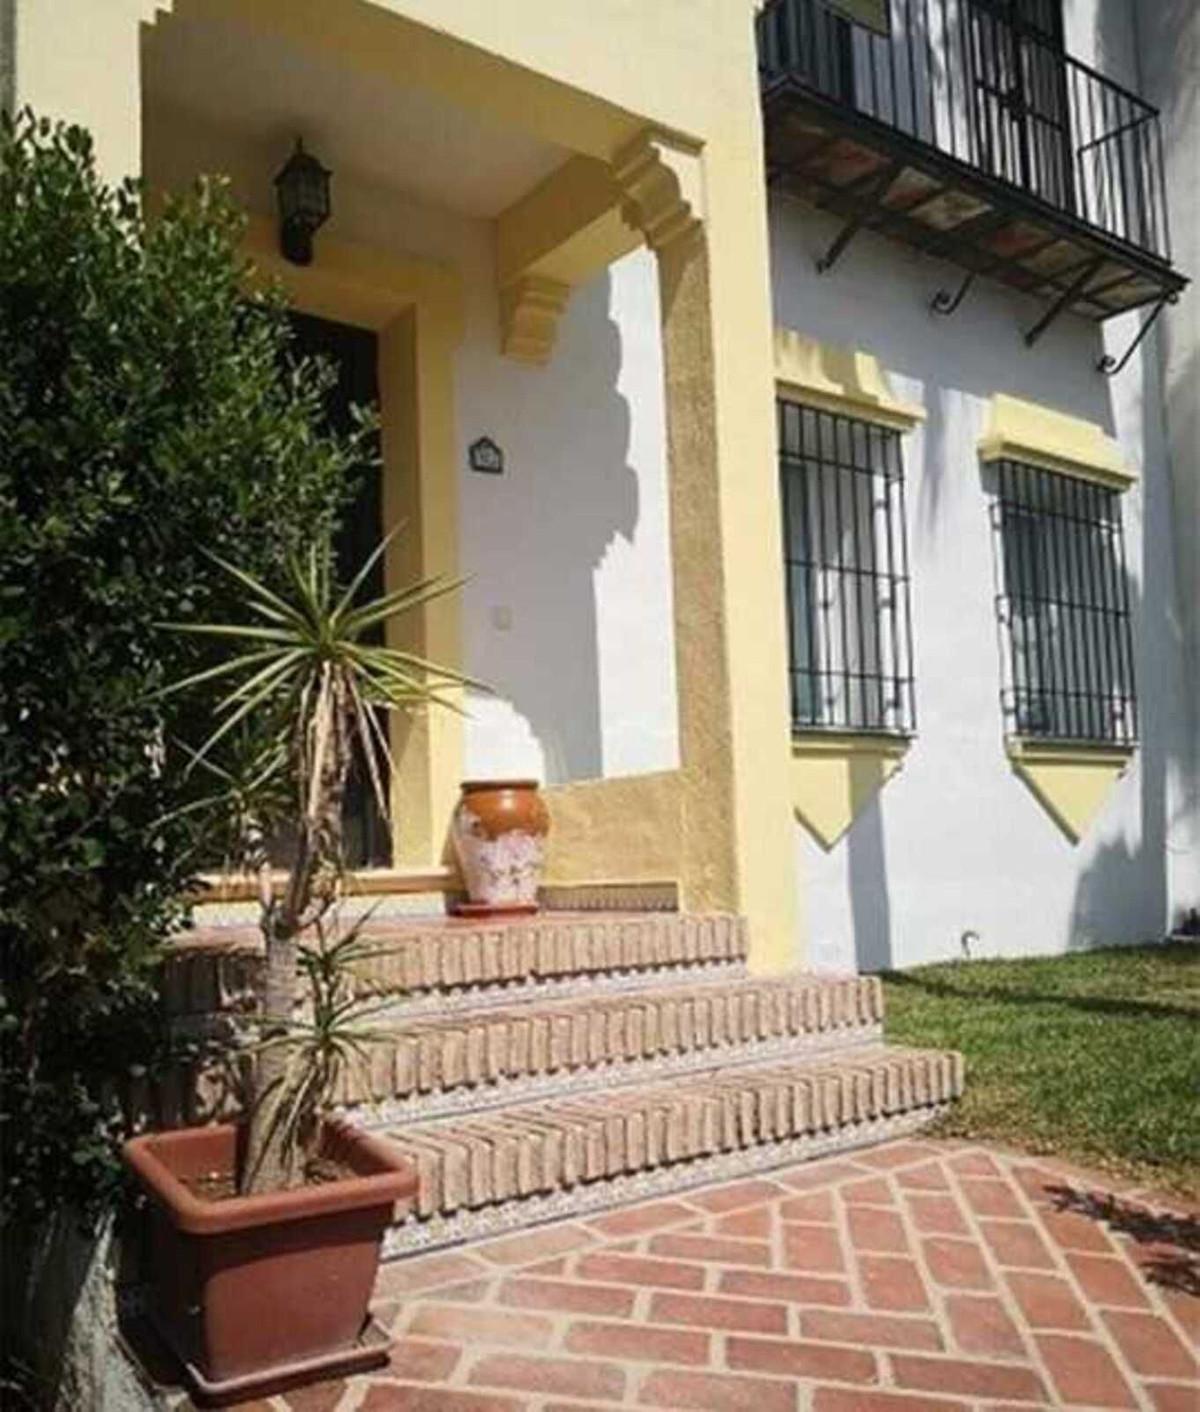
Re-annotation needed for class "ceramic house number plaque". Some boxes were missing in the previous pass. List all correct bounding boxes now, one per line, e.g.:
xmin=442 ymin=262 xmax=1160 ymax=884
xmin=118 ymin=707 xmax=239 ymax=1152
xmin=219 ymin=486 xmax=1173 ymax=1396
xmin=469 ymin=436 xmax=504 ymax=475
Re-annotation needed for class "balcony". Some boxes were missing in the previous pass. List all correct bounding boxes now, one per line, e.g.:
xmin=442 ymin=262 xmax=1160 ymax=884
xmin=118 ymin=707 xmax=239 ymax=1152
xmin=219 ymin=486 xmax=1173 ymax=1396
xmin=757 ymin=0 xmax=1186 ymax=347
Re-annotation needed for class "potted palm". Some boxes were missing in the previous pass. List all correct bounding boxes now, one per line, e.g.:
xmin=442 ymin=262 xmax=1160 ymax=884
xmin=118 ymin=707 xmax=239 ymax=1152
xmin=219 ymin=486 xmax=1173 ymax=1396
xmin=123 ymin=534 xmax=472 ymax=1404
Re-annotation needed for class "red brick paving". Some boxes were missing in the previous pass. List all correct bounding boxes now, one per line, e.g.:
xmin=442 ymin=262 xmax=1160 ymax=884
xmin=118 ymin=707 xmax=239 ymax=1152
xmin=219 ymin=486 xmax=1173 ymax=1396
xmin=167 ymin=1140 xmax=1197 ymax=1411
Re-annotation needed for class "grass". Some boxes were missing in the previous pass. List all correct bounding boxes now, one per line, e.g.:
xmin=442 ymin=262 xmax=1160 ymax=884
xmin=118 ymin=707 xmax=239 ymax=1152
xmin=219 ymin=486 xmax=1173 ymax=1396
xmin=882 ymin=941 xmax=1200 ymax=1202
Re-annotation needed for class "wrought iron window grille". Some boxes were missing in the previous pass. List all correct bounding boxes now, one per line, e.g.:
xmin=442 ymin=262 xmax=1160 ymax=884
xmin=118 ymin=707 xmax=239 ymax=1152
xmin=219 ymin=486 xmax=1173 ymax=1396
xmin=991 ymin=459 xmax=1137 ymax=746
xmin=778 ymin=399 xmax=917 ymax=735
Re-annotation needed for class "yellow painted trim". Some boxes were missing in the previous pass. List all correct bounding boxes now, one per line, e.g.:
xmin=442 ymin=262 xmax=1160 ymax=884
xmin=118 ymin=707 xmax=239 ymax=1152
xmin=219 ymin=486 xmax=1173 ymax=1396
xmin=241 ymin=215 xmax=465 ymax=869
xmin=1007 ymin=739 xmax=1134 ymax=841
xmin=543 ymin=772 xmax=683 ymax=886
xmin=241 ymin=214 xmax=462 ymax=338
xmin=791 ymin=732 xmax=911 ymax=849
xmin=149 ymin=0 xmax=643 ymax=162
xmin=496 ymin=155 xmax=639 ymax=290
xmin=774 ymin=328 xmax=925 ymax=431
xmin=979 ymin=394 xmax=1131 ymax=488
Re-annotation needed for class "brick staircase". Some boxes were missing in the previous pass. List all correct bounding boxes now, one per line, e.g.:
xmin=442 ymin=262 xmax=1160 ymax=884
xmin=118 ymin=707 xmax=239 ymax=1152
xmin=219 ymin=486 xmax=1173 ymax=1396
xmin=166 ymin=910 xmax=964 ymax=1260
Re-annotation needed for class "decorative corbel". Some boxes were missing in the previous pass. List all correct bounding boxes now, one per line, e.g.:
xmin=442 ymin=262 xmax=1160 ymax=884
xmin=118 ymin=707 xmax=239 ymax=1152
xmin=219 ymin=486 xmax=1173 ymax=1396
xmin=611 ymin=129 xmax=705 ymax=255
xmin=499 ymin=274 xmax=571 ymax=366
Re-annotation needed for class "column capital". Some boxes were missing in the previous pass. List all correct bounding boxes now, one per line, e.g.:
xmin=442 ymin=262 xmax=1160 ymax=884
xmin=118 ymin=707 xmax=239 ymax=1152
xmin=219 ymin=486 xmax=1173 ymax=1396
xmin=612 ymin=129 xmax=705 ymax=255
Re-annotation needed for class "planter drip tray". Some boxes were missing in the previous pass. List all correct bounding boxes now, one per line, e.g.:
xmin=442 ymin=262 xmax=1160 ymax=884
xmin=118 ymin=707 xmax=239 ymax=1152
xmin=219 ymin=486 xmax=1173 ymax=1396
xmin=176 ymin=1316 xmax=389 ymax=1407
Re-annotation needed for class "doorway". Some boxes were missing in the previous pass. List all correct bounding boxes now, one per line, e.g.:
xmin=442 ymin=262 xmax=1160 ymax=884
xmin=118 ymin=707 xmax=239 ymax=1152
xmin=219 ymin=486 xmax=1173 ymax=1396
xmin=967 ymin=0 xmax=1073 ymax=213
xmin=287 ymin=311 xmax=390 ymax=868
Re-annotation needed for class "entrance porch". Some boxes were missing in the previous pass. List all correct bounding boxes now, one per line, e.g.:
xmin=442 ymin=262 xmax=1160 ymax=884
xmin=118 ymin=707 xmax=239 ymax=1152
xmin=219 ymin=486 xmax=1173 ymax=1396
xmin=133 ymin=0 xmax=799 ymax=965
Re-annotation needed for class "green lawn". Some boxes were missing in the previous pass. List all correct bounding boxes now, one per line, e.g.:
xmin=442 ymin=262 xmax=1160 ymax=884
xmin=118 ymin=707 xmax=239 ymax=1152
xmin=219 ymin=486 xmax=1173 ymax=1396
xmin=882 ymin=942 xmax=1200 ymax=1201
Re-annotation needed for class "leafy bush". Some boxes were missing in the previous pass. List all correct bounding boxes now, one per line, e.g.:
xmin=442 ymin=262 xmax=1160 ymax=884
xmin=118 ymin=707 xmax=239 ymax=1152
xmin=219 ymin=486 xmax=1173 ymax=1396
xmin=0 ymin=111 xmax=368 ymax=1223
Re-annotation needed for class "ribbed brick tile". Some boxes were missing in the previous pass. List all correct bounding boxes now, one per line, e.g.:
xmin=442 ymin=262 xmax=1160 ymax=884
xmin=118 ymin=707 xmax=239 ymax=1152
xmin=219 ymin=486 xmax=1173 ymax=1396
xmin=957 ymin=1178 xmax=1025 ymax=1218
xmin=943 ymin=1293 xmax=1027 ymax=1358
xmin=1035 ymin=1334 xmax=1139 ymax=1407
xmin=906 ymin=1192 xmax=969 ymax=1234
xmin=576 ymin=1252 xmax=706 ymax=1290
xmin=689 ymin=1178 xmax=787 ymax=1213
xmin=780 ymin=1190 xmax=835 ymax=1221
xmin=847 ymin=1206 xmax=909 ymax=1252
xmin=587 ymin=1201 xmax=696 ymax=1237
xmin=812 ymin=1390 xmax=963 ymax=1411
xmin=638 ymin=1368 xmax=798 ymax=1412
xmin=859 ymin=1254 xmax=932 ymax=1310
xmin=800 ymin=1308 xmax=944 ymax=1351
xmin=890 ymin=1352 xmax=1046 ymax=1402
xmin=407 ymin=1305 xmax=554 ymax=1350
xmin=499 ymin=1276 xmax=635 ymax=1317
xmin=1037 ymin=1205 xmax=1117 ymax=1252
xmin=923 ymin=1236 xmax=994 ymax=1290
xmin=1005 ymin=1270 xmax=1093 ymax=1330
xmin=467 ymin=1352 xmax=625 ymax=1400
xmin=895 ymin=1161 xmax=951 ymax=1191
xmin=727 ymin=1333 xmax=878 ymax=1383
xmin=978 ymin=1219 xmax=1055 ymax=1269
xmin=648 ymin=1232 xmax=771 ymax=1266
xmin=648 ymin=1290 xmax=789 ymax=1334
xmin=359 ymin=1388 xmax=523 ymax=1411
xmin=714 ymin=1206 xmax=774 ymax=1238
xmin=386 ymin=1338 xmax=462 ymax=1382
xmin=718 ymin=1268 xmax=852 ymax=1306
xmin=841 ymin=1175 xmax=895 ymax=1204
xmin=783 ymin=1223 xmax=846 ymax=1273
xmin=1065 ymin=1251 xmax=1152 ymax=1307
xmin=565 ymin=1319 xmax=709 ymax=1366
xmin=1145 ymin=1382 xmax=1200 ymax=1412
xmin=1101 ymin=1309 xmax=1198 ymax=1378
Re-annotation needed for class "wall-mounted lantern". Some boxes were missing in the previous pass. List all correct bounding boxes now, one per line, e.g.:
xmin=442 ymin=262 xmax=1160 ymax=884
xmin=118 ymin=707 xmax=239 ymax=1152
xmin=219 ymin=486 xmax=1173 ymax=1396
xmin=273 ymin=139 xmax=331 ymax=266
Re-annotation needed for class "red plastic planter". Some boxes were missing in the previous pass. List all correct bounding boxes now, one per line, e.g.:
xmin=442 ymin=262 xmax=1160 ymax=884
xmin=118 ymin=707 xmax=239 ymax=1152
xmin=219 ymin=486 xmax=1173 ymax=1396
xmin=124 ymin=1119 xmax=416 ymax=1406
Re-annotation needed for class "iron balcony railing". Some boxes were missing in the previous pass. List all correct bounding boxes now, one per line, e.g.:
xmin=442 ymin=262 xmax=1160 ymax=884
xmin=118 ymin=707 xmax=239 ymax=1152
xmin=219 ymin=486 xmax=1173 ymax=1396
xmin=758 ymin=0 xmax=1172 ymax=265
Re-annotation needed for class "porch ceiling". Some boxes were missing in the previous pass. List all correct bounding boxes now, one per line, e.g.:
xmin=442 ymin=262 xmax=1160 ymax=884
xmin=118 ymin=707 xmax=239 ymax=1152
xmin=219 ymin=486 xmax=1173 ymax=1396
xmin=141 ymin=11 xmax=569 ymax=219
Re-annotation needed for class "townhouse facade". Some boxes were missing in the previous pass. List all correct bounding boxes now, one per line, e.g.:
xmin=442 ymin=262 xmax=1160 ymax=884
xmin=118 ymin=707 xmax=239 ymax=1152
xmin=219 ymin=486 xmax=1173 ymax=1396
xmin=11 ymin=0 xmax=1198 ymax=973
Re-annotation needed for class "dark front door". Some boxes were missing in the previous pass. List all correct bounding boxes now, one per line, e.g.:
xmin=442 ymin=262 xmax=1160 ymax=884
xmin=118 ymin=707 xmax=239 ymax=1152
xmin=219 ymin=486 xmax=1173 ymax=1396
xmin=968 ymin=0 xmax=1073 ymax=213
xmin=287 ymin=312 xmax=390 ymax=868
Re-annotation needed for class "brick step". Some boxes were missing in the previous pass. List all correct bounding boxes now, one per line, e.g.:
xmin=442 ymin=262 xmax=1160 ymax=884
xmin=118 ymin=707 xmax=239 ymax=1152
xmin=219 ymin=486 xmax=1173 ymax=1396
xmin=346 ymin=912 xmax=748 ymax=1001
xmin=377 ymin=1043 xmax=964 ymax=1257
xmin=164 ymin=911 xmax=748 ymax=1031
xmin=342 ymin=973 xmax=884 ymax=1122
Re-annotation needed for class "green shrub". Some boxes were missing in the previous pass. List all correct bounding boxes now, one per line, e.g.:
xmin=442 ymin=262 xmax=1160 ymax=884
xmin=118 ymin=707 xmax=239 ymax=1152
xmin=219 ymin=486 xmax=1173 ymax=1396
xmin=0 ymin=110 xmax=369 ymax=1223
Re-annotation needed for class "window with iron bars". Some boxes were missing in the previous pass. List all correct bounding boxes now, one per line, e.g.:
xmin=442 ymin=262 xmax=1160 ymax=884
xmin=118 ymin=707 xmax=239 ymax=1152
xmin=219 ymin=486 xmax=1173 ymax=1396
xmin=992 ymin=460 xmax=1137 ymax=745
xmin=778 ymin=399 xmax=916 ymax=735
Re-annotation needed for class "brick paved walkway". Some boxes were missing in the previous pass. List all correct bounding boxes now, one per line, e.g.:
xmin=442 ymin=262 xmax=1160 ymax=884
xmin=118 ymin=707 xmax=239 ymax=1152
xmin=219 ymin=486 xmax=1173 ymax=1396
xmin=194 ymin=1139 xmax=1198 ymax=1412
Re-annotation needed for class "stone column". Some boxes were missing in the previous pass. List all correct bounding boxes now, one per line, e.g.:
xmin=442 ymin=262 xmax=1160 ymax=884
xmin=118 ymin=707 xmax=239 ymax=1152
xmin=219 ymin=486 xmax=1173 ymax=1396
xmin=614 ymin=131 xmax=799 ymax=965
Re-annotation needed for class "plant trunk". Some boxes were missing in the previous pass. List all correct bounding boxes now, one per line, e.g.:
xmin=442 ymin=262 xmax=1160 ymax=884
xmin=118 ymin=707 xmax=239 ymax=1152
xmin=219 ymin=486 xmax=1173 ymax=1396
xmin=240 ymin=669 xmax=351 ymax=1196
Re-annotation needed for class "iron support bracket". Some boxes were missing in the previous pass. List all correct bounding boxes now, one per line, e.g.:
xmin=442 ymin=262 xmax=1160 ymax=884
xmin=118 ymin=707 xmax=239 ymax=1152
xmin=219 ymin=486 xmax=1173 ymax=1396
xmin=1097 ymin=292 xmax=1176 ymax=376
xmin=816 ymin=162 xmax=903 ymax=274
xmin=1024 ymin=259 xmax=1104 ymax=346
xmin=931 ymin=271 xmax=975 ymax=316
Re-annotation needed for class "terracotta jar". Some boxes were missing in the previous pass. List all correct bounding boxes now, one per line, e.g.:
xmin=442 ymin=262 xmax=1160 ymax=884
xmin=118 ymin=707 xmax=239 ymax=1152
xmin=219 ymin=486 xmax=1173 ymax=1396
xmin=451 ymin=779 xmax=550 ymax=914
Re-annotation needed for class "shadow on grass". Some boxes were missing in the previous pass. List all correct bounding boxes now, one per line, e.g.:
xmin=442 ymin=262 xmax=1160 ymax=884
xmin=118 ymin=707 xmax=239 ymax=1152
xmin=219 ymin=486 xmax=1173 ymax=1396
xmin=882 ymin=968 xmax=1199 ymax=1025
xmin=1046 ymin=1185 xmax=1199 ymax=1297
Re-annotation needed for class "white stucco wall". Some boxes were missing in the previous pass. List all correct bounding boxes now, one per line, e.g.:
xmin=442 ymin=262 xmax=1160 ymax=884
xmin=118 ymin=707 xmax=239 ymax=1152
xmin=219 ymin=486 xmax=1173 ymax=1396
xmin=769 ymin=33 xmax=1197 ymax=971
xmin=456 ymin=248 xmax=679 ymax=786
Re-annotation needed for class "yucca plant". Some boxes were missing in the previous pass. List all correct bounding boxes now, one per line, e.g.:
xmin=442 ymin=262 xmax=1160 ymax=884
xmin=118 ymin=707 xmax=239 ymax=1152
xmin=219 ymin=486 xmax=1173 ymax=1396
xmin=167 ymin=530 xmax=475 ymax=1194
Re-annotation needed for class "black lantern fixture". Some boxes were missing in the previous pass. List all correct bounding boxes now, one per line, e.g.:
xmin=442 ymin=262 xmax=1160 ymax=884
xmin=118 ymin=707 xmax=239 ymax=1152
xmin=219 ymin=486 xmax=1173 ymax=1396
xmin=273 ymin=138 xmax=331 ymax=266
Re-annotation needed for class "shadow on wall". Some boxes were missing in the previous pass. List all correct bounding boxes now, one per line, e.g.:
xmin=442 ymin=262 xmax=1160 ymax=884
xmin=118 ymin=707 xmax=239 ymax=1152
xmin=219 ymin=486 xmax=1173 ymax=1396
xmin=848 ymin=793 xmax=893 ymax=971
xmin=1068 ymin=326 xmax=1176 ymax=947
xmin=475 ymin=270 xmax=639 ymax=785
